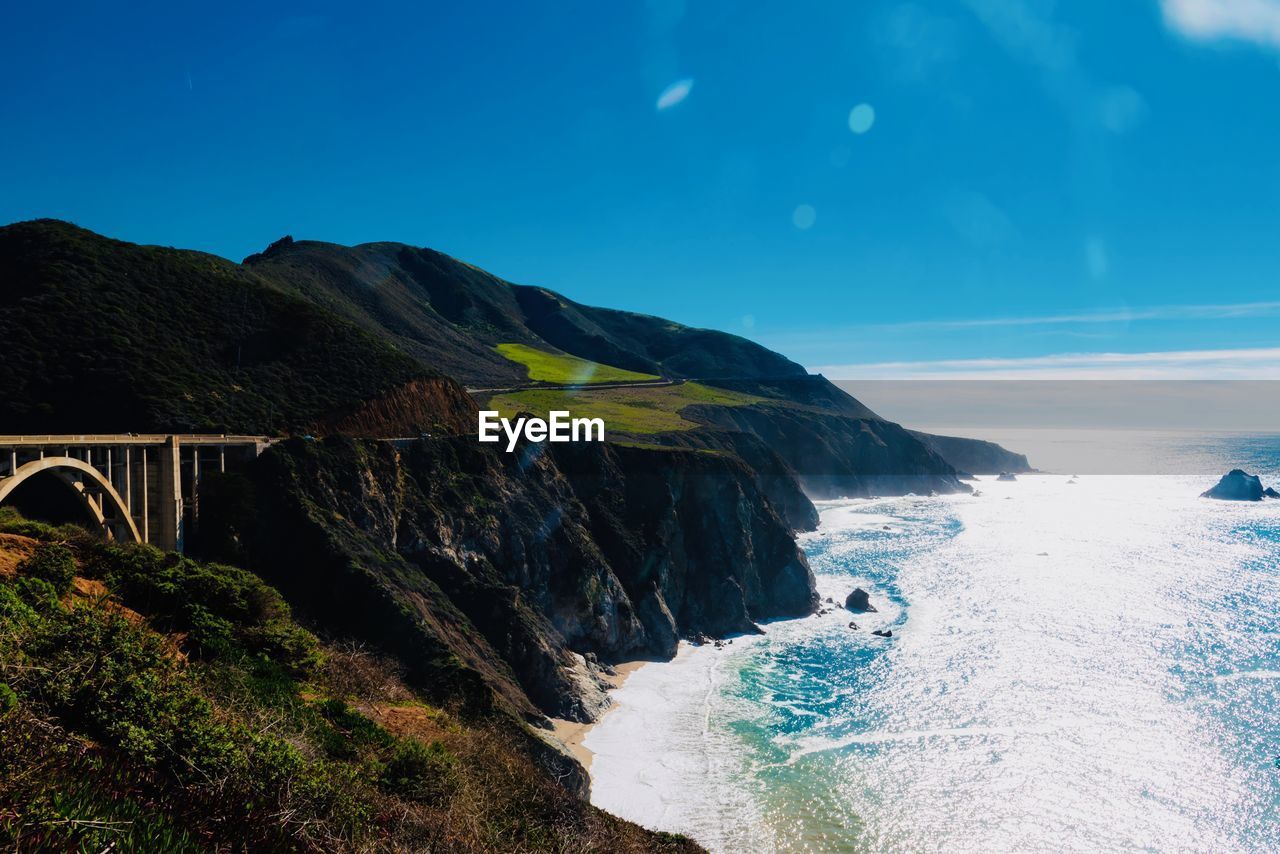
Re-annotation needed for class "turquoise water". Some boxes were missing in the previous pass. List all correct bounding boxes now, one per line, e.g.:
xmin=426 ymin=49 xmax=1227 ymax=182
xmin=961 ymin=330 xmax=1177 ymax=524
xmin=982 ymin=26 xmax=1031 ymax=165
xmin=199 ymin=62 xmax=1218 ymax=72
xmin=587 ymin=434 xmax=1280 ymax=852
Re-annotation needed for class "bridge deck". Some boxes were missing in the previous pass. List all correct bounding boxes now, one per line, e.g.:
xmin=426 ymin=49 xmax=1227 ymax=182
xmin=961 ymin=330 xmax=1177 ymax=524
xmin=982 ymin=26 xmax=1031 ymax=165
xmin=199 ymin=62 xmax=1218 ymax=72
xmin=0 ymin=434 xmax=274 ymax=447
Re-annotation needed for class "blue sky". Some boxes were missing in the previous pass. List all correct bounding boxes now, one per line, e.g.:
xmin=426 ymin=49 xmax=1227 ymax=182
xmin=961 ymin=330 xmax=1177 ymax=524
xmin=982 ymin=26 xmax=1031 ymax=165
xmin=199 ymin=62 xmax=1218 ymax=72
xmin=3 ymin=0 xmax=1279 ymax=378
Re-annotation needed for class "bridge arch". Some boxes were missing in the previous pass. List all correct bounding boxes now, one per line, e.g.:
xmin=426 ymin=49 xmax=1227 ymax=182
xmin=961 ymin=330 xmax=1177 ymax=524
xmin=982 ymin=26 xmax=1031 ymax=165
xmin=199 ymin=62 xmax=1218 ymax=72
xmin=0 ymin=457 xmax=142 ymax=544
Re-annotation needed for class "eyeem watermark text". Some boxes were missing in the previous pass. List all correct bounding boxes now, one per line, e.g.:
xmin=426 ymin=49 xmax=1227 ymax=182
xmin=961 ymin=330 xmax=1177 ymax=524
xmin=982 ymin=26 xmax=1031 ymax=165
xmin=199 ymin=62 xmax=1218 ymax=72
xmin=478 ymin=410 xmax=604 ymax=452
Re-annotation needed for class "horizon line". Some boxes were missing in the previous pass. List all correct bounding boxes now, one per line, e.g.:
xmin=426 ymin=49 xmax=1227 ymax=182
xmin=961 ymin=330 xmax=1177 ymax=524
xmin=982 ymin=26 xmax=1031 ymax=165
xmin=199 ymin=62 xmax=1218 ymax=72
xmin=813 ymin=345 xmax=1280 ymax=380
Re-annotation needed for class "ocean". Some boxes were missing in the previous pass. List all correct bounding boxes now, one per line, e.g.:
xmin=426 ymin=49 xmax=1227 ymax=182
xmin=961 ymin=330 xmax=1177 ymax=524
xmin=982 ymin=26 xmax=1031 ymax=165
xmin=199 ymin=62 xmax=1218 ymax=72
xmin=585 ymin=431 xmax=1280 ymax=852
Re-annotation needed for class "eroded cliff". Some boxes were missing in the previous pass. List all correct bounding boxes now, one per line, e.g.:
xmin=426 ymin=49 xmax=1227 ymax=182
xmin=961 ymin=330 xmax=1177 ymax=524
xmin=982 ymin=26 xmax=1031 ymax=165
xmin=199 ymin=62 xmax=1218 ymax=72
xmin=209 ymin=436 xmax=817 ymax=728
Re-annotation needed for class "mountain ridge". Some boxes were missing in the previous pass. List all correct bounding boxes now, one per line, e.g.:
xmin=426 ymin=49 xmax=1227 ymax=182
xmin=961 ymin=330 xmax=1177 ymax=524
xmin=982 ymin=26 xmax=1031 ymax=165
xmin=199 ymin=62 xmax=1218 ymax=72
xmin=242 ymin=235 xmax=809 ymax=387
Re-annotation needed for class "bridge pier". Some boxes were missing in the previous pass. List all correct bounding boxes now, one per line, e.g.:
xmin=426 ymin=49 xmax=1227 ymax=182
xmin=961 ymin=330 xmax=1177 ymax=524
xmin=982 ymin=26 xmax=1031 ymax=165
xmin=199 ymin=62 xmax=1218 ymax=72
xmin=154 ymin=436 xmax=183 ymax=553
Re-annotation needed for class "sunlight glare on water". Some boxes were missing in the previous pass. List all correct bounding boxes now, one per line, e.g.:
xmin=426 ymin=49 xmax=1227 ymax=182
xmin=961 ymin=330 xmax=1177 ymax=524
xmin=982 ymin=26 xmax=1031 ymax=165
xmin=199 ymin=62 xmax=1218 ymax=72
xmin=587 ymin=442 xmax=1280 ymax=852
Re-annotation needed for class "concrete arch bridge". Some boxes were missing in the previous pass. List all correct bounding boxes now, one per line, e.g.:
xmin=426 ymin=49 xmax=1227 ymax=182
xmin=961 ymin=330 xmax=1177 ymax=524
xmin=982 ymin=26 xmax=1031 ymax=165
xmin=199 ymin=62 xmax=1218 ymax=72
xmin=0 ymin=435 xmax=273 ymax=553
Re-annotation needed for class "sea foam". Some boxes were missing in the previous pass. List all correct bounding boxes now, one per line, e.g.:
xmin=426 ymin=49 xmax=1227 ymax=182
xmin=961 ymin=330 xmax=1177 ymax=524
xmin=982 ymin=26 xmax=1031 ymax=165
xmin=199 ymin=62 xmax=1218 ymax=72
xmin=588 ymin=442 xmax=1280 ymax=852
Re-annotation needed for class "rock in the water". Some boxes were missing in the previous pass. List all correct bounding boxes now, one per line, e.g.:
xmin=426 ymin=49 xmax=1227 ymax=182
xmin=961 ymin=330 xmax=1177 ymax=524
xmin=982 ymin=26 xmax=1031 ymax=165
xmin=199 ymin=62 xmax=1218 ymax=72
xmin=845 ymin=587 xmax=878 ymax=613
xmin=1266 ymin=487 xmax=1280 ymax=499
xmin=996 ymin=472 xmax=1018 ymax=482
xmin=1201 ymin=469 xmax=1265 ymax=501
xmin=872 ymin=629 xmax=893 ymax=638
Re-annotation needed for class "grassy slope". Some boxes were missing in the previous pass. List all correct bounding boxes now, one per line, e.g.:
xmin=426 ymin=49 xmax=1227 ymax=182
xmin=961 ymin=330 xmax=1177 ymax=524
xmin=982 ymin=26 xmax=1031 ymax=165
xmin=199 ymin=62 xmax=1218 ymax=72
xmin=485 ymin=383 xmax=764 ymax=434
xmin=0 ymin=511 xmax=699 ymax=853
xmin=495 ymin=343 xmax=658 ymax=384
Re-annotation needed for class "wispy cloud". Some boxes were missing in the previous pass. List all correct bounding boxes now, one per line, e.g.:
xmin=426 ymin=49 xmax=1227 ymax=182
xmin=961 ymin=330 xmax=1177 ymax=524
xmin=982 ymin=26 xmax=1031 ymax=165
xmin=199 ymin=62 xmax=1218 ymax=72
xmin=886 ymin=299 xmax=1280 ymax=330
xmin=774 ymin=300 xmax=1280 ymax=344
xmin=815 ymin=346 xmax=1280 ymax=380
xmin=874 ymin=3 xmax=963 ymax=83
xmin=1160 ymin=0 xmax=1280 ymax=50
xmin=961 ymin=0 xmax=1146 ymax=136
xmin=759 ymin=300 xmax=1280 ymax=360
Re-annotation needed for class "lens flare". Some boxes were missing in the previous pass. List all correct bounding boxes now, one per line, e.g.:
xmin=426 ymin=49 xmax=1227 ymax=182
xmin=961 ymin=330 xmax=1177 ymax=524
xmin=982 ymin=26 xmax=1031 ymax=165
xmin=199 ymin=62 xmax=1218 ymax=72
xmin=656 ymin=78 xmax=694 ymax=111
xmin=849 ymin=103 xmax=876 ymax=134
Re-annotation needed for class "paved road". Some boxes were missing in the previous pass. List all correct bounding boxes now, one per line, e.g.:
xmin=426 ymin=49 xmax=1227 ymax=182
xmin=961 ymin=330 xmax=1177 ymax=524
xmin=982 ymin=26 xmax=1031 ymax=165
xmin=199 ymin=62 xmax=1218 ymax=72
xmin=466 ymin=378 xmax=684 ymax=395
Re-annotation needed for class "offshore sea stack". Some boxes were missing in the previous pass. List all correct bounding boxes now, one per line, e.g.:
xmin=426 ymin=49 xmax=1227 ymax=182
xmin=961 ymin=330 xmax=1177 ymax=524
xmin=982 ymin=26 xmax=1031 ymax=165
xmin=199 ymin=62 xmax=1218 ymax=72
xmin=1201 ymin=469 xmax=1268 ymax=501
xmin=845 ymin=587 xmax=878 ymax=612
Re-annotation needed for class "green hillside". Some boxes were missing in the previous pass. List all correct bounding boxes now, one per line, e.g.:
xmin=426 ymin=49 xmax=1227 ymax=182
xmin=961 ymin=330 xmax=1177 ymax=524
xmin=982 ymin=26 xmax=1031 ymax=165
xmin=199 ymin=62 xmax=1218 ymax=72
xmin=244 ymin=237 xmax=808 ymax=387
xmin=494 ymin=343 xmax=659 ymax=384
xmin=0 ymin=221 xmax=440 ymax=434
xmin=486 ymin=382 xmax=763 ymax=434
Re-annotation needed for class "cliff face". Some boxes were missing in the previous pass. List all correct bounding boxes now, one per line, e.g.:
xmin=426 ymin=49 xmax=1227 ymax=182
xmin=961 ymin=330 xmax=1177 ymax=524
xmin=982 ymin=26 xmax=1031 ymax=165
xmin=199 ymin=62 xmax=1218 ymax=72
xmin=909 ymin=430 xmax=1033 ymax=476
xmin=646 ymin=428 xmax=820 ymax=532
xmin=551 ymin=443 xmax=818 ymax=642
xmin=317 ymin=376 xmax=479 ymax=437
xmin=219 ymin=436 xmax=816 ymax=726
xmin=683 ymin=404 xmax=972 ymax=498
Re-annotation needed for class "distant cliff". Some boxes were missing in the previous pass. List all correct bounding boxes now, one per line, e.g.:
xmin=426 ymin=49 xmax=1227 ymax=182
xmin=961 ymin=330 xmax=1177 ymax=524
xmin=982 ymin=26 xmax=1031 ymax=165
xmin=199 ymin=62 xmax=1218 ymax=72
xmin=683 ymin=404 xmax=972 ymax=497
xmin=909 ymin=430 xmax=1033 ymax=476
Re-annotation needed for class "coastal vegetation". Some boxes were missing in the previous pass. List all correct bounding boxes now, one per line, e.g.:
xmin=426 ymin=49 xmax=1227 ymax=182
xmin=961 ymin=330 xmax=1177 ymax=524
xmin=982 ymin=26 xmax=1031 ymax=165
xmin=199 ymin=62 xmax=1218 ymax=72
xmin=0 ymin=509 xmax=700 ymax=852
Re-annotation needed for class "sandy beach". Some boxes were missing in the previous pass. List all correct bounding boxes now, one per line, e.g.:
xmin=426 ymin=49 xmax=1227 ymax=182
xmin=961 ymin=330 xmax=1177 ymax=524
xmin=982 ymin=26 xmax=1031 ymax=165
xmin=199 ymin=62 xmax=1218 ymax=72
xmin=550 ymin=659 xmax=650 ymax=768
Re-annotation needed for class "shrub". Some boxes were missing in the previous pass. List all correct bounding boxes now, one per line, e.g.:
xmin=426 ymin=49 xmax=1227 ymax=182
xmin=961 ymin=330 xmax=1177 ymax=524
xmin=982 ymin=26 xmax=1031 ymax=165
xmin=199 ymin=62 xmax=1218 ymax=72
xmin=320 ymin=641 xmax=412 ymax=704
xmin=85 ymin=544 xmax=321 ymax=674
xmin=0 ymin=584 xmax=38 ymax=624
xmin=380 ymin=737 xmax=457 ymax=804
xmin=17 ymin=544 xmax=76 ymax=595
xmin=13 ymin=576 xmax=59 ymax=609
xmin=0 ymin=507 xmax=57 ymax=539
xmin=0 ymin=508 xmax=97 ymax=545
xmin=0 ymin=711 xmax=206 ymax=852
xmin=0 ymin=585 xmax=321 ymax=846
xmin=315 ymin=699 xmax=394 ymax=760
